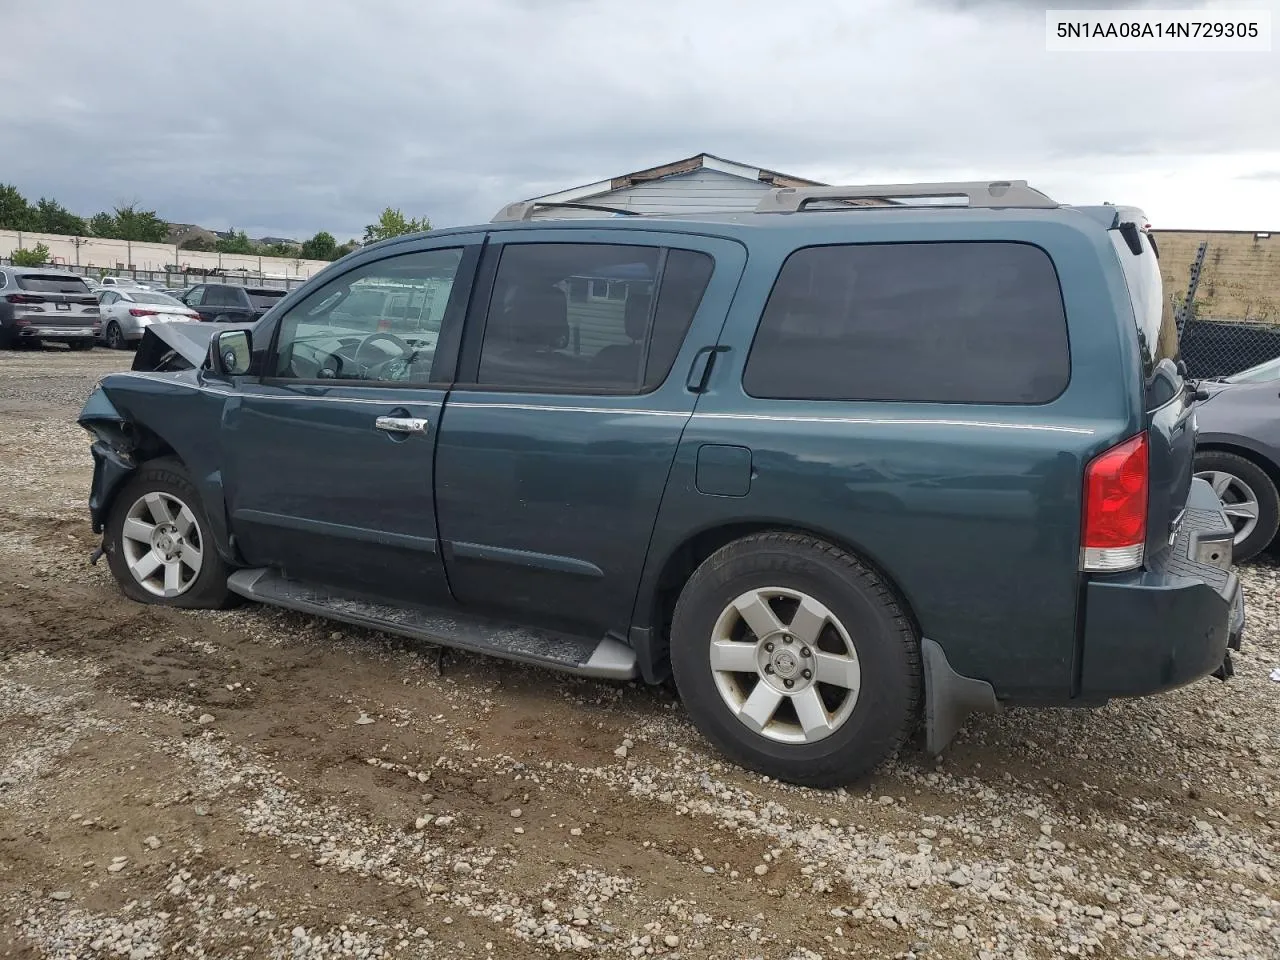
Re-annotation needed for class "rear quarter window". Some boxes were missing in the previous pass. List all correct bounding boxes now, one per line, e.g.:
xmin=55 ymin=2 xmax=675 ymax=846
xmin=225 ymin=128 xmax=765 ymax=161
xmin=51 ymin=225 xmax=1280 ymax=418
xmin=247 ymin=290 xmax=287 ymax=309
xmin=742 ymin=241 xmax=1070 ymax=404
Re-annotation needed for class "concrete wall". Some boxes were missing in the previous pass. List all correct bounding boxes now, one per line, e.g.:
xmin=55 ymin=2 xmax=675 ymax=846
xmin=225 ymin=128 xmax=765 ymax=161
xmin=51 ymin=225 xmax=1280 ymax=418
xmin=1153 ymin=230 xmax=1278 ymax=323
xmin=0 ymin=229 xmax=330 ymax=280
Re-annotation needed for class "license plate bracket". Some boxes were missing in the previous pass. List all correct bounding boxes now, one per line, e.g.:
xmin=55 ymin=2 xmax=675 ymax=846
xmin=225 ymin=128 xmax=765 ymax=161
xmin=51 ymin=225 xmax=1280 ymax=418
xmin=56 ymin=302 xmax=71 ymax=311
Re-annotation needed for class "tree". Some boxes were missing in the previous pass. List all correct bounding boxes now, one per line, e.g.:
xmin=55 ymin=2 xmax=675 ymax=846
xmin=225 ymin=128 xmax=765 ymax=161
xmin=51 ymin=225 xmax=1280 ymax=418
xmin=32 ymin=198 xmax=87 ymax=236
xmin=260 ymin=241 xmax=299 ymax=258
xmin=11 ymin=243 xmax=50 ymax=267
xmin=111 ymin=204 xmax=168 ymax=243
xmin=333 ymin=239 xmax=360 ymax=259
xmin=88 ymin=211 xmax=118 ymax=238
xmin=300 ymin=230 xmax=337 ymax=261
xmin=0 ymin=184 xmax=34 ymax=230
xmin=363 ymin=207 xmax=430 ymax=244
xmin=215 ymin=230 xmax=255 ymax=255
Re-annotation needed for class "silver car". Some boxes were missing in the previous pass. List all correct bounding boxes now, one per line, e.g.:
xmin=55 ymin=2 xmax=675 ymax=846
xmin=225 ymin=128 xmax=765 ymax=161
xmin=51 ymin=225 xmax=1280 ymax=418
xmin=1194 ymin=354 xmax=1280 ymax=562
xmin=98 ymin=288 xmax=201 ymax=349
xmin=0 ymin=266 xmax=101 ymax=350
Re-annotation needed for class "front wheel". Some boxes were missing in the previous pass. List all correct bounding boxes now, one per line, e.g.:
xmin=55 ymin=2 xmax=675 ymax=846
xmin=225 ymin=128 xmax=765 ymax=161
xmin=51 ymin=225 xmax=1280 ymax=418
xmin=1194 ymin=451 xmax=1280 ymax=563
xmin=104 ymin=459 xmax=236 ymax=608
xmin=670 ymin=532 xmax=921 ymax=788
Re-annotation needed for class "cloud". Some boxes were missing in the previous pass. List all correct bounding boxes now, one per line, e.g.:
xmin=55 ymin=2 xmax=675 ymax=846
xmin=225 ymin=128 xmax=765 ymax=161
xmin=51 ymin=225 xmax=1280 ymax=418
xmin=0 ymin=0 xmax=1276 ymax=236
xmin=1239 ymin=171 xmax=1280 ymax=181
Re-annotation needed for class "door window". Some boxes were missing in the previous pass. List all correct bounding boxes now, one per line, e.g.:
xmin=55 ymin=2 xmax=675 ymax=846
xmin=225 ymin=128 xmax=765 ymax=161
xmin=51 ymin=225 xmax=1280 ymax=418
xmin=184 ymin=286 xmax=205 ymax=306
xmin=477 ymin=243 xmax=713 ymax=393
xmin=270 ymin=247 xmax=465 ymax=384
xmin=100 ymin=291 xmax=119 ymax=305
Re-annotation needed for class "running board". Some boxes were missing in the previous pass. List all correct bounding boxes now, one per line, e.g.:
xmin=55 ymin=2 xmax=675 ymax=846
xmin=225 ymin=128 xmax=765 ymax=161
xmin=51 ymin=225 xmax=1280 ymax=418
xmin=226 ymin=568 xmax=638 ymax=680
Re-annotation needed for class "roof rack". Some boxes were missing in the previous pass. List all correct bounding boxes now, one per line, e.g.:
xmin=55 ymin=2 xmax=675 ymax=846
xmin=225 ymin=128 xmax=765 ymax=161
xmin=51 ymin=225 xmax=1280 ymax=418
xmin=491 ymin=200 xmax=642 ymax=223
xmin=755 ymin=180 xmax=1058 ymax=214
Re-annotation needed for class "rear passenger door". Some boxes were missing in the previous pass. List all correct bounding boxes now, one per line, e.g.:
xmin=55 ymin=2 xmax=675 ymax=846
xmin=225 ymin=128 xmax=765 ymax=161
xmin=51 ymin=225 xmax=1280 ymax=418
xmin=434 ymin=231 xmax=745 ymax=641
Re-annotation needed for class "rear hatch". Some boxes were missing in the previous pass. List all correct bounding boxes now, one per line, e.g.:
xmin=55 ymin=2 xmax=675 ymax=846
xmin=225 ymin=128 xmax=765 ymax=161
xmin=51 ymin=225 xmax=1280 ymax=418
xmin=10 ymin=273 xmax=100 ymax=328
xmin=1106 ymin=210 xmax=1195 ymax=562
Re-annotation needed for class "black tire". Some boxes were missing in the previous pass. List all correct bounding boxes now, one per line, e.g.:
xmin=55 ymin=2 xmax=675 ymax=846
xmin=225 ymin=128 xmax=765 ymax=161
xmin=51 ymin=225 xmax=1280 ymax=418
xmin=105 ymin=321 xmax=125 ymax=350
xmin=68 ymin=339 xmax=93 ymax=351
xmin=1194 ymin=450 xmax=1280 ymax=563
xmin=104 ymin=458 xmax=237 ymax=609
xmin=669 ymin=532 xmax=921 ymax=788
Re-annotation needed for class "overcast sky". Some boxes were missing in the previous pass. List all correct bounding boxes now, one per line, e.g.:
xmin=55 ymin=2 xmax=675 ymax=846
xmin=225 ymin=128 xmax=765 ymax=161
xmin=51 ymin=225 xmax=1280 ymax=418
xmin=3 ymin=0 xmax=1277 ymax=238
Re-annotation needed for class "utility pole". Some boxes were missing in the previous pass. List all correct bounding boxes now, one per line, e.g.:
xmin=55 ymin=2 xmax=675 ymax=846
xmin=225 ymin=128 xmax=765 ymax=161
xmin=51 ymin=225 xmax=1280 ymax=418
xmin=69 ymin=235 xmax=89 ymax=267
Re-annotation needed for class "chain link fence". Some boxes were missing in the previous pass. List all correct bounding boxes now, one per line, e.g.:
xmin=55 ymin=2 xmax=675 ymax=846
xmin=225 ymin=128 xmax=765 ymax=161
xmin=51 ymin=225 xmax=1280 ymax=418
xmin=1180 ymin=317 xmax=1280 ymax=379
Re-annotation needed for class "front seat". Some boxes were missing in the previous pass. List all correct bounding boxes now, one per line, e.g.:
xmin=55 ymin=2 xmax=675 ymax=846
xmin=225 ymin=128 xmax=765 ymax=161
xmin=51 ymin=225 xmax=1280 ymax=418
xmin=592 ymin=291 xmax=652 ymax=384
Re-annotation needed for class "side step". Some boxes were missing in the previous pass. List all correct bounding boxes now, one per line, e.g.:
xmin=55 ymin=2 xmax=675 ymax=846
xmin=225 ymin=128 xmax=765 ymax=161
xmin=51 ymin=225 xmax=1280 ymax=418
xmin=226 ymin=568 xmax=638 ymax=681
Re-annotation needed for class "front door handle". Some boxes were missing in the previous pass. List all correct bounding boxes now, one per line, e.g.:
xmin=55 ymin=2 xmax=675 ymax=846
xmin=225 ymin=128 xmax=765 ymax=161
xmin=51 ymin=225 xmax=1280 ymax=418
xmin=375 ymin=416 xmax=430 ymax=435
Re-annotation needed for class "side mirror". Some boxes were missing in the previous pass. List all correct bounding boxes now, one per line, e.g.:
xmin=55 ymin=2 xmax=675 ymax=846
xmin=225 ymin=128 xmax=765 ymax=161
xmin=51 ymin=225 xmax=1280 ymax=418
xmin=210 ymin=329 xmax=252 ymax=376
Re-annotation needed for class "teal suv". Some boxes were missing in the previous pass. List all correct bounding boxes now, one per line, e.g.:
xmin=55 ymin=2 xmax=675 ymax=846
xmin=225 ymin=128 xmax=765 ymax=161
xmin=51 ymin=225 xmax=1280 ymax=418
xmin=78 ymin=180 xmax=1246 ymax=787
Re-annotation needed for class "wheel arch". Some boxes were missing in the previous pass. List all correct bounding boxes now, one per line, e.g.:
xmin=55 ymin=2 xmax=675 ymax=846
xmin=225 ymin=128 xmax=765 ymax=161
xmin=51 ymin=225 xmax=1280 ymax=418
xmin=1195 ymin=439 xmax=1280 ymax=492
xmin=81 ymin=399 xmax=234 ymax=564
xmin=632 ymin=520 xmax=924 ymax=685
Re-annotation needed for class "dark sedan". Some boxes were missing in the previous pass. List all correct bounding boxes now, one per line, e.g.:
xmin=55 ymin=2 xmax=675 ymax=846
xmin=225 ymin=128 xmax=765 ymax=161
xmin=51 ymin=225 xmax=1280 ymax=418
xmin=1194 ymin=354 xmax=1280 ymax=562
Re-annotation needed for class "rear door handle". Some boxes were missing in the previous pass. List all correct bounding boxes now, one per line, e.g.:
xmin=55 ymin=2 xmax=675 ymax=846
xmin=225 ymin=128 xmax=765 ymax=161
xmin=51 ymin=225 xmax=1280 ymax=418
xmin=686 ymin=345 xmax=727 ymax=393
xmin=375 ymin=416 xmax=430 ymax=435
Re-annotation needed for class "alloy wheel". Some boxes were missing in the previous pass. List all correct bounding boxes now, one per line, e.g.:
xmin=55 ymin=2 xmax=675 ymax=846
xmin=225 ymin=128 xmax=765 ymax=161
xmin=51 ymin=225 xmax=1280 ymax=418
xmin=708 ymin=586 xmax=861 ymax=744
xmin=1196 ymin=469 xmax=1260 ymax=546
xmin=119 ymin=491 xmax=204 ymax=598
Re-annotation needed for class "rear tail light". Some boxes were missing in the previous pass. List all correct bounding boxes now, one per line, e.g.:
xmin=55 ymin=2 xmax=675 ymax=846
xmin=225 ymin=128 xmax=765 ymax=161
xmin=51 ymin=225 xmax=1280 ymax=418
xmin=5 ymin=293 xmax=44 ymax=304
xmin=129 ymin=308 xmax=160 ymax=318
xmin=1081 ymin=432 xmax=1149 ymax=572
xmin=186 ymin=312 xmax=201 ymax=320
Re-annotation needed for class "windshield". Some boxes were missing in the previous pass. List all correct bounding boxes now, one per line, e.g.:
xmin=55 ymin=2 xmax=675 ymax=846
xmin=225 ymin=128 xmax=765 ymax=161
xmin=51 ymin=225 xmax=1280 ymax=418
xmin=16 ymin=274 xmax=91 ymax=294
xmin=1225 ymin=355 xmax=1280 ymax=383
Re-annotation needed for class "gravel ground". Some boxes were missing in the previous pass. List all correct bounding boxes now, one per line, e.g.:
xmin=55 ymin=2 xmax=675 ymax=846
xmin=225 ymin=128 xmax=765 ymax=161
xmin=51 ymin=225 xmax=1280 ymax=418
xmin=1 ymin=347 xmax=1278 ymax=960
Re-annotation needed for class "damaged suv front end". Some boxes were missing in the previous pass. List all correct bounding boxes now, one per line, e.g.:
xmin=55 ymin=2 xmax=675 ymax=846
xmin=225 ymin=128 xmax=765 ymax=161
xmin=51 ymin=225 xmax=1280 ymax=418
xmin=77 ymin=320 xmax=248 ymax=556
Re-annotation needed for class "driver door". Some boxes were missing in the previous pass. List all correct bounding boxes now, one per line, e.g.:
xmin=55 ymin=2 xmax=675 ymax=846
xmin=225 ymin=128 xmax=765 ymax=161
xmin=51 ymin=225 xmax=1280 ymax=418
xmin=223 ymin=237 xmax=481 ymax=606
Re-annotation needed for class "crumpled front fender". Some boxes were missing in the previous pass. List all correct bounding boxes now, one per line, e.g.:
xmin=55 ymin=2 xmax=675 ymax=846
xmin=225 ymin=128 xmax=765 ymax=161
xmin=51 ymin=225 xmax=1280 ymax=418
xmin=78 ymin=388 xmax=137 ymax=534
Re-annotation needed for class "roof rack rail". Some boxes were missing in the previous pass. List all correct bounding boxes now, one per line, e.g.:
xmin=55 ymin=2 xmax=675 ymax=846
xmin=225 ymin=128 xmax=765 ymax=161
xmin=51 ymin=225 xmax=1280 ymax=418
xmin=755 ymin=180 xmax=1058 ymax=214
xmin=491 ymin=200 xmax=643 ymax=223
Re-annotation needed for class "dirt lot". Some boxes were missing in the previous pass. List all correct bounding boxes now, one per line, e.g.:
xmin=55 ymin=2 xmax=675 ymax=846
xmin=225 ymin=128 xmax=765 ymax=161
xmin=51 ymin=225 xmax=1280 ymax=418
xmin=1 ymin=348 xmax=1278 ymax=960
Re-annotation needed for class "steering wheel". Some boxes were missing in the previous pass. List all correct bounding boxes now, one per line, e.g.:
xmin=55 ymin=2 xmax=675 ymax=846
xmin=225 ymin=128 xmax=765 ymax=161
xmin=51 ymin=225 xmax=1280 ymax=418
xmin=352 ymin=332 xmax=413 ymax=377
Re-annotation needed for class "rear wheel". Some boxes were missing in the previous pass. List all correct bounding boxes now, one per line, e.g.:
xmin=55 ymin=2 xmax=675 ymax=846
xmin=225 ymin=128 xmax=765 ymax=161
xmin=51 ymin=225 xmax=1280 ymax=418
xmin=1194 ymin=450 xmax=1280 ymax=562
xmin=670 ymin=532 xmax=921 ymax=788
xmin=68 ymin=339 xmax=93 ymax=351
xmin=104 ymin=459 xmax=236 ymax=609
xmin=105 ymin=321 xmax=125 ymax=350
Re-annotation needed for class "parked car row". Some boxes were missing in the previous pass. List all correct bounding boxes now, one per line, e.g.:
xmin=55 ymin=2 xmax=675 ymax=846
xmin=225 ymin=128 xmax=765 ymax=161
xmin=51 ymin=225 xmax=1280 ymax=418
xmin=0 ymin=267 xmax=298 ymax=352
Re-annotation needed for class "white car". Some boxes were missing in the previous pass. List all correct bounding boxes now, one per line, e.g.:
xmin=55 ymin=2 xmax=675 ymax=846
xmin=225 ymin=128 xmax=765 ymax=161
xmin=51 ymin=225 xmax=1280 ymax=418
xmin=97 ymin=288 xmax=200 ymax=349
xmin=99 ymin=276 xmax=154 ymax=291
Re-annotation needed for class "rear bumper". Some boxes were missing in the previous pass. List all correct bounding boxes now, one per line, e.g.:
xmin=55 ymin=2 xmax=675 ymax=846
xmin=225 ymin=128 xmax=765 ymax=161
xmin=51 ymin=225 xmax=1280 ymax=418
xmin=1079 ymin=477 xmax=1244 ymax=701
xmin=16 ymin=323 xmax=99 ymax=340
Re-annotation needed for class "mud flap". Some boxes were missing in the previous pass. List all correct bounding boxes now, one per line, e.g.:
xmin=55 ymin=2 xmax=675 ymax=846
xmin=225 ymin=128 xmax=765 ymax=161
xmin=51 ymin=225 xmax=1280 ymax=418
xmin=922 ymin=638 xmax=1001 ymax=755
